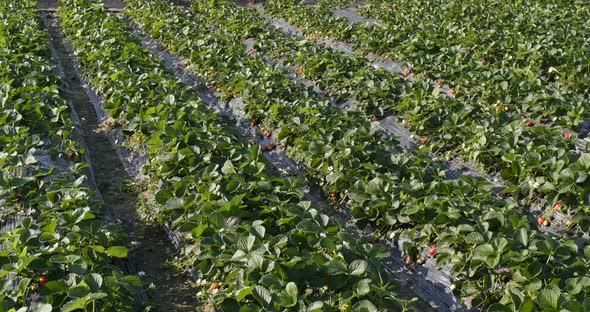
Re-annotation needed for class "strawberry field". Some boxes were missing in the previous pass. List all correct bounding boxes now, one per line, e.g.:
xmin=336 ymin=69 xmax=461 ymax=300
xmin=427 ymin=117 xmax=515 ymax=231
xmin=1 ymin=0 xmax=590 ymax=311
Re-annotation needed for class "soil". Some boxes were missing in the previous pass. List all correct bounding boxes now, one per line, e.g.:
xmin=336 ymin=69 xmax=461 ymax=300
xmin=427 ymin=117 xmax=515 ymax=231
xmin=37 ymin=0 xmax=198 ymax=310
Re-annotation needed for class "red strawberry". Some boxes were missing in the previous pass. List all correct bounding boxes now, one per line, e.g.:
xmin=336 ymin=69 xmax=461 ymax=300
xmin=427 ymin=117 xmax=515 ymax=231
xmin=420 ymin=138 xmax=428 ymax=145
xmin=410 ymin=68 xmax=416 ymax=74
xmin=538 ymin=119 xmax=544 ymax=124
xmin=553 ymin=202 xmax=562 ymax=211
xmin=330 ymin=191 xmax=337 ymax=200
xmin=68 ymin=151 xmax=77 ymax=161
xmin=250 ymin=121 xmax=257 ymax=128
xmin=436 ymin=81 xmax=443 ymax=87
xmin=38 ymin=276 xmax=48 ymax=287
xmin=537 ymin=216 xmax=544 ymax=225
xmin=209 ymin=283 xmax=219 ymax=290
xmin=526 ymin=120 xmax=534 ymax=127
xmin=372 ymin=114 xmax=379 ymax=120
xmin=265 ymin=131 xmax=272 ymax=138
xmin=449 ymin=88 xmax=456 ymax=95
xmin=402 ymin=72 xmax=409 ymax=78
xmin=428 ymin=246 xmax=437 ymax=256
xmin=564 ymin=133 xmax=572 ymax=140
xmin=267 ymin=143 xmax=276 ymax=150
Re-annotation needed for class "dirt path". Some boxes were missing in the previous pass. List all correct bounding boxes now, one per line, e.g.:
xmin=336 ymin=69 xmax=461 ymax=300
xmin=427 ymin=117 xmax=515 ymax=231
xmin=38 ymin=1 xmax=198 ymax=310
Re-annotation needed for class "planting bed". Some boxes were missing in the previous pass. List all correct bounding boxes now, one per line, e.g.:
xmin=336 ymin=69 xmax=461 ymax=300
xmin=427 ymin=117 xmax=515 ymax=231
xmin=2 ymin=0 xmax=589 ymax=311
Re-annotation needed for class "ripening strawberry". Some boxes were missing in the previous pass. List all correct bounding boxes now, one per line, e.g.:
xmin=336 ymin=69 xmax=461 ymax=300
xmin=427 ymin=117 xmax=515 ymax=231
xmin=481 ymin=57 xmax=486 ymax=62
xmin=564 ymin=133 xmax=573 ymax=140
xmin=319 ymin=41 xmax=325 ymax=45
xmin=537 ymin=216 xmax=544 ymax=225
xmin=38 ymin=276 xmax=48 ymax=287
xmin=402 ymin=119 xmax=409 ymax=126
xmin=280 ymin=143 xmax=287 ymax=150
xmin=372 ymin=114 xmax=379 ymax=120
xmin=565 ymin=220 xmax=572 ymax=227
xmin=420 ymin=138 xmax=428 ymax=145
xmin=265 ymin=131 xmax=271 ymax=138
xmin=402 ymin=72 xmax=409 ymax=78
xmin=449 ymin=88 xmax=456 ymax=95
xmin=553 ymin=202 xmax=562 ymax=211
xmin=328 ymin=91 xmax=334 ymax=97
xmin=436 ymin=81 xmax=443 ymax=87
xmin=405 ymin=256 xmax=413 ymax=266
xmin=495 ymin=105 xmax=501 ymax=112
xmin=330 ymin=191 xmax=337 ymax=200
xmin=209 ymin=283 xmax=219 ymax=290
xmin=428 ymin=246 xmax=437 ymax=256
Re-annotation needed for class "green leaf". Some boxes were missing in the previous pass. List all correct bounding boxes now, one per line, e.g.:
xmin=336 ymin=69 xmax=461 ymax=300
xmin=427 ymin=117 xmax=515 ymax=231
xmin=500 ymin=81 xmax=509 ymax=90
xmin=67 ymin=285 xmax=90 ymax=298
xmin=106 ymin=246 xmax=129 ymax=258
xmin=38 ymin=281 xmax=68 ymax=296
xmin=536 ymin=287 xmax=561 ymax=310
xmin=356 ymin=279 xmax=371 ymax=296
xmin=286 ymin=282 xmax=298 ymax=302
xmin=250 ymin=224 xmax=266 ymax=239
xmin=296 ymin=220 xmax=322 ymax=233
xmin=83 ymin=274 xmax=103 ymax=292
xmin=307 ymin=301 xmax=324 ymax=312
xmin=236 ymin=286 xmax=255 ymax=302
xmin=237 ymin=235 xmax=256 ymax=252
xmin=349 ymin=260 xmax=368 ymax=276
xmin=61 ymin=298 xmax=87 ymax=312
xmin=253 ymin=285 xmax=272 ymax=306
xmin=354 ymin=300 xmax=378 ymax=312
xmin=33 ymin=303 xmax=52 ymax=312
xmin=474 ymin=244 xmax=495 ymax=257
xmin=578 ymin=154 xmax=590 ymax=170
xmin=519 ymin=299 xmax=535 ymax=312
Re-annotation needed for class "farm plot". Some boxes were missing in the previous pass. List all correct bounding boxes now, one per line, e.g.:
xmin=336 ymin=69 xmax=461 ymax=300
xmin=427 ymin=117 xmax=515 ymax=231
xmin=2 ymin=0 xmax=590 ymax=311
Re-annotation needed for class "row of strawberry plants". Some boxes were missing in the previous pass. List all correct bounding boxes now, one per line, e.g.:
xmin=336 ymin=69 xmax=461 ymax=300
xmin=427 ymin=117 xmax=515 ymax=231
xmin=123 ymin=0 xmax=590 ymax=309
xmin=187 ymin=0 xmax=590 ymax=226
xmin=266 ymin=1 xmax=590 ymax=224
xmin=57 ymin=0 xmax=419 ymax=310
xmin=359 ymin=0 xmax=590 ymax=106
xmin=265 ymin=0 xmax=590 ymax=130
xmin=0 ymin=1 xmax=142 ymax=310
